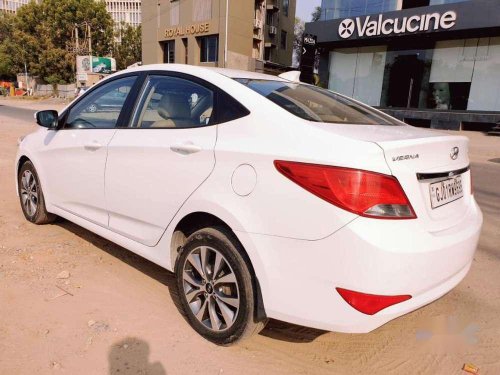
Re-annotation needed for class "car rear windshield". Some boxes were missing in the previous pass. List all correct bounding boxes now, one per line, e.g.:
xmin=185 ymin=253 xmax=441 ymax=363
xmin=235 ymin=79 xmax=401 ymax=126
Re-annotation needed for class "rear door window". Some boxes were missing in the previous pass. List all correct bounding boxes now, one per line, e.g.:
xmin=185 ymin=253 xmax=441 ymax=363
xmin=131 ymin=75 xmax=214 ymax=129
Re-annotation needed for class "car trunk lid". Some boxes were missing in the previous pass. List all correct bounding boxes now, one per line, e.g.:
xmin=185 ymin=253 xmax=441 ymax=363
xmin=312 ymin=124 xmax=473 ymax=232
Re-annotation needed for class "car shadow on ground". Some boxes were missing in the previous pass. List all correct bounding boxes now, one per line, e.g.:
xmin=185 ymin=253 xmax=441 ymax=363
xmin=109 ymin=337 xmax=166 ymax=375
xmin=57 ymin=220 xmax=327 ymax=344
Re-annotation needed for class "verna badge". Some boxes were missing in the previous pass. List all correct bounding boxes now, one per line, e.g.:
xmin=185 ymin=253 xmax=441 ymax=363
xmin=338 ymin=19 xmax=355 ymax=39
xmin=450 ymin=147 xmax=459 ymax=160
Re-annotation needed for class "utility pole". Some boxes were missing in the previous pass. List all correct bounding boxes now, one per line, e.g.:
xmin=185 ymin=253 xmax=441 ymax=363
xmin=24 ymin=60 xmax=29 ymax=95
xmin=87 ymin=22 xmax=93 ymax=71
xmin=224 ymin=0 xmax=229 ymax=68
xmin=75 ymin=25 xmax=79 ymax=52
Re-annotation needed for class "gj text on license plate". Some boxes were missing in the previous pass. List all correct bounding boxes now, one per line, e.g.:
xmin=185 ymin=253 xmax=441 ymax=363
xmin=429 ymin=175 xmax=464 ymax=209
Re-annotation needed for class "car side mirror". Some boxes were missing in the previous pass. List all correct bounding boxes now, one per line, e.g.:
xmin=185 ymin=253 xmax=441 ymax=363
xmin=35 ymin=110 xmax=59 ymax=129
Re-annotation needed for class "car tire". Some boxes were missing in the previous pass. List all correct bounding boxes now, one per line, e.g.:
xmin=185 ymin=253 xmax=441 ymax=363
xmin=175 ymin=226 xmax=266 ymax=345
xmin=18 ymin=161 xmax=56 ymax=225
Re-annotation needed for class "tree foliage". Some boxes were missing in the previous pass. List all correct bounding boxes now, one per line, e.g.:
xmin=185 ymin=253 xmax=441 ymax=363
xmin=0 ymin=0 xmax=114 ymax=83
xmin=311 ymin=6 xmax=322 ymax=22
xmin=114 ymin=24 xmax=142 ymax=70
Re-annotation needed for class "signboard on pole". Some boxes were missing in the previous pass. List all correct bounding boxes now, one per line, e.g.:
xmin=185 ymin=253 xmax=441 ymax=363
xmin=76 ymin=73 xmax=88 ymax=82
xmin=76 ymin=56 xmax=92 ymax=73
xmin=91 ymin=56 xmax=116 ymax=74
xmin=300 ymin=34 xmax=317 ymax=84
xmin=77 ymin=56 xmax=116 ymax=74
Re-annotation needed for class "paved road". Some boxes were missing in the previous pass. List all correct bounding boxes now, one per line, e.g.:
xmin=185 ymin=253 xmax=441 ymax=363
xmin=0 ymin=104 xmax=36 ymax=123
xmin=472 ymin=161 xmax=500 ymax=217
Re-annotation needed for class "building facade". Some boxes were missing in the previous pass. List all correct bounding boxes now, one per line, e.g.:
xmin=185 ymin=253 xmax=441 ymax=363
xmin=0 ymin=0 xmax=30 ymax=13
xmin=306 ymin=0 xmax=500 ymax=130
xmin=1 ymin=0 xmax=141 ymax=30
xmin=142 ymin=0 xmax=296 ymax=73
xmin=104 ymin=0 xmax=141 ymax=29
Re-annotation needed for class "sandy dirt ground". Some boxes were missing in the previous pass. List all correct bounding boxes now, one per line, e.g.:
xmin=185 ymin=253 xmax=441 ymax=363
xmin=1 ymin=100 xmax=500 ymax=375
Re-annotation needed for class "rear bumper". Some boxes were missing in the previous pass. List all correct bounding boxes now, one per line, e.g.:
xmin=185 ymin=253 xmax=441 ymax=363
xmin=237 ymin=198 xmax=482 ymax=333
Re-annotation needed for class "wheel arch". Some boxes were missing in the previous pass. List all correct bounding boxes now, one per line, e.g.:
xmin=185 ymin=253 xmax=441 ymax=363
xmin=170 ymin=211 xmax=267 ymax=321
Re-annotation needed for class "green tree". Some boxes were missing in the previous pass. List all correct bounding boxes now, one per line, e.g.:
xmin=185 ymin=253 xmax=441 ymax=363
xmin=1 ymin=0 xmax=114 ymax=84
xmin=0 ymin=13 xmax=15 ymax=79
xmin=311 ymin=6 xmax=322 ymax=22
xmin=114 ymin=24 xmax=142 ymax=70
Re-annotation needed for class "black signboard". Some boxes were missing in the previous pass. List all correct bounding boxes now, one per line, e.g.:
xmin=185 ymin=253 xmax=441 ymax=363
xmin=300 ymin=34 xmax=317 ymax=84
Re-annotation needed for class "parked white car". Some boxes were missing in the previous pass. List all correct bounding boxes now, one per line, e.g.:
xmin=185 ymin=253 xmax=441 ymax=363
xmin=15 ymin=64 xmax=482 ymax=345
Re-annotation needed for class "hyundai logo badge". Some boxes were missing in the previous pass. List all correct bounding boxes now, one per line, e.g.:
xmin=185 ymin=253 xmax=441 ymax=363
xmin=450 ymin=147 xmax=459 ymax=160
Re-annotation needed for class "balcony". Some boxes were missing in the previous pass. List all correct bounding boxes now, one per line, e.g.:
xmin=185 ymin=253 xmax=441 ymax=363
xmin=266 ymin=0 xmax=279 ymax=11
xmin=253 ymin=29 xmax=264 ymax=40
xmin=253 ymin=18 xmax=263 ymax=29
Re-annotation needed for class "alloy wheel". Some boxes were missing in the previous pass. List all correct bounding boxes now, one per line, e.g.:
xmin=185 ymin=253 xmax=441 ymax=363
xmin=182 ymin=246 xmax=240 ymax=332
xmin=20 ymin=170 xmax=38 ymax=217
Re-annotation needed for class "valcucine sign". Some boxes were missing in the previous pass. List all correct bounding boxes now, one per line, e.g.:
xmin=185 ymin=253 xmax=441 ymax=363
xmin=165 ymin=22 xmax=211 ymax=38
xmin=338 ymin=11 xmax=457 ymax=39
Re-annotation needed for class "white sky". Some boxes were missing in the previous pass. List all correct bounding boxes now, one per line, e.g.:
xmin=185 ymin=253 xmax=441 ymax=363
xmin=296 ymin=0 xmax=322 ymax=22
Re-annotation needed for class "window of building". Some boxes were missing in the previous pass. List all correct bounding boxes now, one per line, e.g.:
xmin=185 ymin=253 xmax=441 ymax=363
xmin=266 ymin=12 xmax=275 ymax=26
xmin=401 ymin=0 xmax=429 ymax=9
xmin=200 ymin=35 xmax=218 ymax=63
xmin=429 ymin=0 xmax=468 ymax=4
xmin=327 ymin=37 xmax=500 ymax=112
xmin=328 ymin=46 xmax=387 ymax=106
xmin=163 ymin=40 xmax=175 ymax=63
xmin=264 ymin=47 xmax=272 ymax=61
xmin=282 ymin=0 xmax=289 ymax=16
xmin=320 ymin=0 xmax=398 ymax=20
xmin=193 ymin=0 xmax=212 ymax=22
xmin=280 ymin=30 xmax=287 ymax=50
xmin=170 ymin=1 xmax=180 ymax=26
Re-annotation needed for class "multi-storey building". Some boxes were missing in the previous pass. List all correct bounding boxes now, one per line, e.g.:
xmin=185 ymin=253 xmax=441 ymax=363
xmin=142 ymin=0 xmax=296 ymax=74
xmin=1 ymin=0 xmax=141 ymax=31
xmin=105 ymin=0 xmax=141 ymax=29
xmin=0 ymin=0 xmax=30 ymax=13
xmin=305 ymin=0 xmax=500 ymax=131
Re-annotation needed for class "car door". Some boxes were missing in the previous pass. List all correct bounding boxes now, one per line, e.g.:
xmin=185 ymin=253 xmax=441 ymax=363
xmin=38 ymin=75 xmax=139 ymax=226
xmin=105 ymin=74 xmax=218 ymax=246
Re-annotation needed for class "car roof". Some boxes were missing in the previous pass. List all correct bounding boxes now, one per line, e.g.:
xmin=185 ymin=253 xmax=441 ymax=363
xmin=204 ymin=67 xmax=285 ymax=81
xmin=117 ymin=64 xmax=287 ymax=82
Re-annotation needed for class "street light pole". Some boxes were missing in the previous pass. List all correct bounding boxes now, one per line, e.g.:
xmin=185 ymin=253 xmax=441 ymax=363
xmin=87 ymin=22 xmax=93 ymax=70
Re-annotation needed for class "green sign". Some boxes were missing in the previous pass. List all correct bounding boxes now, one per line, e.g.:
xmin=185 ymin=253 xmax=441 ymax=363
xmin=92 ymin=57 xmax=116 ymax=74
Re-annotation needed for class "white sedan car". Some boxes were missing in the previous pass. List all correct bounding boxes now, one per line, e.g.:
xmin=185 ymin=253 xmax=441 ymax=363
xmin=15 ymin=64 xmax=482 ymax=345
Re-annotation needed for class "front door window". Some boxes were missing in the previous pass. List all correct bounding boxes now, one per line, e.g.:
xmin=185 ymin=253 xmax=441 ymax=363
xmin=65 ymin=76 xmax=137 ymax=129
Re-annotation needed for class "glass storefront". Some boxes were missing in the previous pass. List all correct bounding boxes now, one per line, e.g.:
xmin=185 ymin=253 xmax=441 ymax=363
xmin=320 ymin=0 xmax=469 ymax=21
xmin=321 ymin=0 xmax=398 ymax=20
xmin=328 ymin=37 xmax=500 ymax=111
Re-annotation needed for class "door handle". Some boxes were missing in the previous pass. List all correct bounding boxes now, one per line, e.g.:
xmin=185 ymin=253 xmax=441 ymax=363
xmin=84 ymin=141 xmax=103 ymax=151
xmin=170 ymin=143 xmax=202 ymax=155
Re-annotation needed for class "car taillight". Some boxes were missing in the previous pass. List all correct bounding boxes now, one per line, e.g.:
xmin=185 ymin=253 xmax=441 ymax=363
xmin=336 ymin=288 xmax=412 ymax=315
xmin=274 ymin=161 xmax=416 ymax=219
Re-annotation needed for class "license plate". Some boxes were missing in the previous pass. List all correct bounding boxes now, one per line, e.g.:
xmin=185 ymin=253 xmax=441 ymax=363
xmin=429 ymin=175 xmax=464 ymax=209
